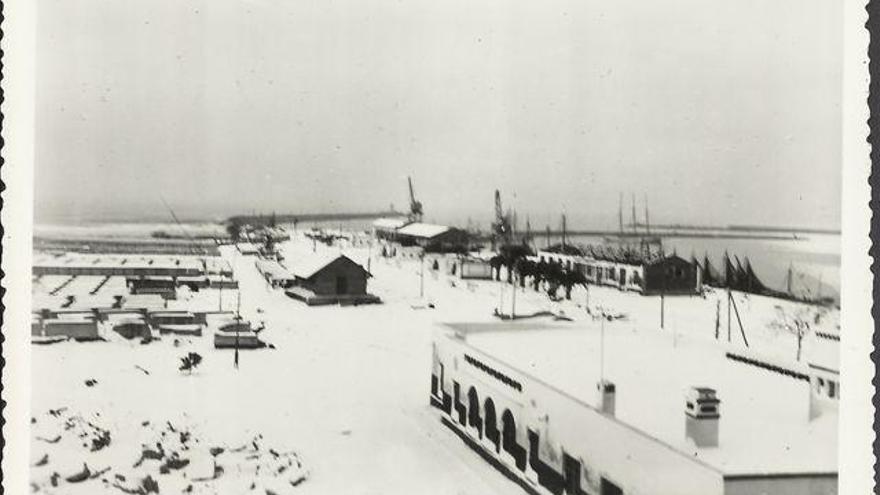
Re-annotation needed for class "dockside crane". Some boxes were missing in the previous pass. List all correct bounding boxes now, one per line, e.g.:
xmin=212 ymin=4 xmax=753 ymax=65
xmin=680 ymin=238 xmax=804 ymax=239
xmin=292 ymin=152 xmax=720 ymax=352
xmin=492 ymin=190 xmax=512 ymax=247
xmin=408 ymin=176 xmax=424 ymax=223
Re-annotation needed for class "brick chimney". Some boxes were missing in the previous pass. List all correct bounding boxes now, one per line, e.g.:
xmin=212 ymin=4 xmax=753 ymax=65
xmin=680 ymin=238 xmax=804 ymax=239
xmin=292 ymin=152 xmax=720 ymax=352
xmin=685 ymin=387 xmax=719 ymax=448
xmin=597 ymin=380 xmax=616 ymax=416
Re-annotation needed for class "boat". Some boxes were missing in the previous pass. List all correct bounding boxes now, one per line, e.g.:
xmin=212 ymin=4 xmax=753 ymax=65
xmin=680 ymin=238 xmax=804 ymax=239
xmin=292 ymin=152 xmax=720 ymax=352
xmin=213 ymin=318 xmax=264 ymax=349
xmin=111 ymin=316 xmax=155 ymax=340
xmin=31 ymin=335 xmax=69 ymax=345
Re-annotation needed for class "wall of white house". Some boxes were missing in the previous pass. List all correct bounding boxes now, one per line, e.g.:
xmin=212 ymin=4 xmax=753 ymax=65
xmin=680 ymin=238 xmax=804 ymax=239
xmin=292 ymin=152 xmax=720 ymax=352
xmin=432 ymin=335 xmax=725 ymax=495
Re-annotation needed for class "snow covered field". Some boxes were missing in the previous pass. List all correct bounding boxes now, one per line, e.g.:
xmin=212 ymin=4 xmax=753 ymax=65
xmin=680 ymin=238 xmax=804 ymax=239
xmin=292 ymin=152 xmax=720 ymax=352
xmin=30 ymin=233 xmax=840 ymax=494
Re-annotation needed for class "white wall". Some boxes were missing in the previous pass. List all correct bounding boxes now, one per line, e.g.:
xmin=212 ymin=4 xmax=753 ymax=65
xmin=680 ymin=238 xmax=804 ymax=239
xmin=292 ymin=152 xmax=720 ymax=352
xmin=434 ymin=334 xmax=725 ymax=495
xmin=724 ymin=476 xmax=837 ymax=495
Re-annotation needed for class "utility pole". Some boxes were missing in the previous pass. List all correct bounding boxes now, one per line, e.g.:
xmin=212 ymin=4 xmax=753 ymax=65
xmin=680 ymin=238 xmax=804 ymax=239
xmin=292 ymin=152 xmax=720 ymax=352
xmin=510 ymin=262 xmax=517 ymax=319
xmin=660 ymin=291 xmax=665 ymax=329
xmin=727 ymin=289 xmax=732 ymax=342
xmin=419 ymin=254 xmax=425 ymax=298
xmin=585 ymin=285 xmax=590 ymax=313
xmin=631 ymin=193 xmax=637 ymax=234
xmin=561 ymin=214 xmax=567 ymax=248
xmin=234 ymin=289 xmax=241 ymax=370
xmin=660 ymin=280 xmax=666 ymax=329
xmin=499 ymin=279 xmax=505 ymax=316
xmin=599 ymin=312 xmax=606 ymax=384
xmin=714 ymin=299 xmax=720 ymax=340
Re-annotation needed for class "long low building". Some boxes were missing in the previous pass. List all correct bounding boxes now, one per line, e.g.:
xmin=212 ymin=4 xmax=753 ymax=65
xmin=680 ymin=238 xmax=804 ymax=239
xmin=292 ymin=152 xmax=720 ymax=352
xmin=430 ymin=322 xmax=836 ymax=495
xmin=536 ymin=249 xmax=699 ymax=295
xmin=34 ymin=236 xmax=220 ymax=255
xmin=33 ymin=253 xmax=206 ymax=278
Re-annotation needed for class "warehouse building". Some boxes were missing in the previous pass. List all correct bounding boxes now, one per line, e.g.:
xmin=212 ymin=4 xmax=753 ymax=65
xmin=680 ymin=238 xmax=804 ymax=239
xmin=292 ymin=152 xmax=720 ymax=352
xmin=284 ymin=253 xmax=379 ymax=305
xmin=395 ymin=223 xmax=469 ymax=250
xmin=372 ymin=217 xmax=412 ymax=241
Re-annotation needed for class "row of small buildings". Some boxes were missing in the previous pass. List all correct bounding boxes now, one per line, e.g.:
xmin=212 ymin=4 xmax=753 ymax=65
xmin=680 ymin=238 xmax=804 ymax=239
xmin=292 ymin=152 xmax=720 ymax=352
xmin=534 ymin=247 xmax=699 ymax=295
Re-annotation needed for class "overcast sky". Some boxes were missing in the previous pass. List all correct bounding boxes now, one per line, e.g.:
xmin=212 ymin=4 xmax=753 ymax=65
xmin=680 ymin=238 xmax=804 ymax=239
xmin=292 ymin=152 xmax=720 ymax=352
xmin=35 ymin=0 xmax=842 ymax=229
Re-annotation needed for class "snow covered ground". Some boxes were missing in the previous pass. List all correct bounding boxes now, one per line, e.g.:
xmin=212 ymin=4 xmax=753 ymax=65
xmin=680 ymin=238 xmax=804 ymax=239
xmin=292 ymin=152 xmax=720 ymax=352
xmin=30 ymin=232 xmax=840 ymax=493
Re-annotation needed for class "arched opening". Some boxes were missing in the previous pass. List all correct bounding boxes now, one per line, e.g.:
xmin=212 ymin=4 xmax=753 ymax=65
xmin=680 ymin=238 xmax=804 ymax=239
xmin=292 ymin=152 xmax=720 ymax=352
xmin=501 ymin=409 xmax=527 ymax=471
xmin=484 ymin=398 xmax=499 ymax=451
xmin=467 ymin=387 xmax=482 ymax=437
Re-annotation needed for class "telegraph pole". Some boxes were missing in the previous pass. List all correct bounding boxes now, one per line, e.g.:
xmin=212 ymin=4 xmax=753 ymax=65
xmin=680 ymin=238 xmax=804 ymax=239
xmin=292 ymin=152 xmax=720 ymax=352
xmin=499 ymin=278 xmax=505 ymax=316
xmin=599 ymin=311 xmax=606 ymax=383
xmin=510 ymin=262 xmax=517 ymax=319
xmin=419 ymin=253 xmax=425 ymax=298
xmin=714 ymin=299 xmax=720 ymax=340
xmin=660 ymin=280 xmax=666 ymax=329
xmin=234 ymin=289 xmax=241 ymax=369
xmin=727 ymin=289 xmax=732 ymax=342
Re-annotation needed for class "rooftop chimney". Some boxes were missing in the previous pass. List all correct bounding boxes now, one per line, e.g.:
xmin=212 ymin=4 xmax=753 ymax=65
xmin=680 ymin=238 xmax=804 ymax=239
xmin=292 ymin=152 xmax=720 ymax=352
xmin=597 ymin=380 xmax=616 ymax=416
xmin=685 ymin=387 xmax=719 ymax=448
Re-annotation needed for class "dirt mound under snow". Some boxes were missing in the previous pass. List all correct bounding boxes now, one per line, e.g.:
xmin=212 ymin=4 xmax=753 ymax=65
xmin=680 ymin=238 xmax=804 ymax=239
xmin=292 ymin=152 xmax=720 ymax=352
xmin=30 ymin=408 xmax=308 ymax=494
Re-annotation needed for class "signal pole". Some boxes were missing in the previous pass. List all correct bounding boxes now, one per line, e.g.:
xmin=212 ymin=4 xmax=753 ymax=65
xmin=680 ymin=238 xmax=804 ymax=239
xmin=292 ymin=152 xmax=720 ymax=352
xmin=234 ymin=289 xmax=241 ymax=369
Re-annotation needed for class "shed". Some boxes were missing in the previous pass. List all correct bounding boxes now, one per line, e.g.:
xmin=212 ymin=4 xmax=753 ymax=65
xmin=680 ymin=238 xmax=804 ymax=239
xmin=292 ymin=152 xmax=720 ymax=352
xmin=395 ymin=223 xmax=468 ymax=248
xmin=457 ymin=258 xmax=493 ymax=280
xmin=236 ymin=243 xmax=260 ymax=255
xmin=127 ymin=276 xmax=177 ymax=299
xmin=255 ymin=259 xmax=296 ymax=288
xmin=284 ymin=253 xmax=380 ymax=305
xmin=287 ymin=253 xmax=370 ymax=297
xmin=43 ymin=317 xmax=100 ymax=341
xmin=643 ymin=255 xmax=698 ymax=295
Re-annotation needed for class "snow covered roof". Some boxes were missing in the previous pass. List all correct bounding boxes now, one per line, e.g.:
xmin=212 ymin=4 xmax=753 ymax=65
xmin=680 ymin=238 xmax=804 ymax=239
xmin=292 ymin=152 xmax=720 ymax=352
xmin=372 ymin=217 xmax=411 ymax=230
xmin=807 ymin=335 xmax=840 ymax=374
xmin=284 ymin=253 xmax=367 ymax=280
xmin=441 ymin=321 xmax=837 ymax=476
xmin=396 ymin=223 xmax=451 ymax=239
xmin=255 ymin=259 xmax=295 ymax=281
xmin=236 ymin=243 xmax=260 ymax=253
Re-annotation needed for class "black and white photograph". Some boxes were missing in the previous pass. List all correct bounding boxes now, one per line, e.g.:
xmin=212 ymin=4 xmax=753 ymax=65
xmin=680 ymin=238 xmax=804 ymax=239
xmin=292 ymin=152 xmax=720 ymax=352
xmin=0 ymin=1 xmax=874 ymax=494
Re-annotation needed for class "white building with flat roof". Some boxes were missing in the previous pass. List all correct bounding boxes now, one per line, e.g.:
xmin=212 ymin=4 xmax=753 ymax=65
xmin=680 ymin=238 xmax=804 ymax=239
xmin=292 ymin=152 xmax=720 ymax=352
xmin=430 ymin=321 xmax=836 ymax=495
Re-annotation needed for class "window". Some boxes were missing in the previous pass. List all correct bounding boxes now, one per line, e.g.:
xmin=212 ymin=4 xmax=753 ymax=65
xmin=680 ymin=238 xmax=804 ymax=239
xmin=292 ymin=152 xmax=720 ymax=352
xmin=600 ymin=477 xmax=623 ymax=495
xmin=828 ymin=381 xmax=836 ymax=398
